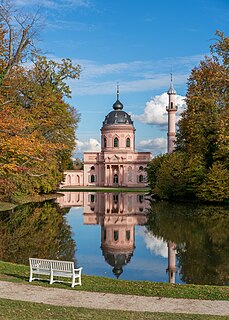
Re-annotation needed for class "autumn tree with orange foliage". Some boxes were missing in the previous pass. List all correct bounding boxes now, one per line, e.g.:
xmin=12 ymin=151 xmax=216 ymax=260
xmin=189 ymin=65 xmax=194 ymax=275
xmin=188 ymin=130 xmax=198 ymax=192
xmin=0 ymin=1 xmax=81 ymax=200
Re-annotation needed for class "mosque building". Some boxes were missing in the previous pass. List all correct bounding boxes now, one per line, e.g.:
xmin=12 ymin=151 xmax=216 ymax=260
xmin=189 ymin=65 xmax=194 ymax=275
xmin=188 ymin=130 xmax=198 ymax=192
xmin=61 ymin=85 xmax=151 ymax=188
xmin=61 ymin=78 xmax=178 ymax=188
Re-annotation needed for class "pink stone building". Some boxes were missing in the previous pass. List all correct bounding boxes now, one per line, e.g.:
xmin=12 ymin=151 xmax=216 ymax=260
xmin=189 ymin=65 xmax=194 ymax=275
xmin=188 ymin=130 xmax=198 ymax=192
xmin=61 ymin=86 xmax=151 ymax=188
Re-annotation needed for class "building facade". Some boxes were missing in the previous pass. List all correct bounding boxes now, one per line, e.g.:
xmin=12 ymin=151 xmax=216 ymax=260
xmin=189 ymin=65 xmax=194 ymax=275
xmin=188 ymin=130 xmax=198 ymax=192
xmin=61 ymin=87 xmax=151 ymax=188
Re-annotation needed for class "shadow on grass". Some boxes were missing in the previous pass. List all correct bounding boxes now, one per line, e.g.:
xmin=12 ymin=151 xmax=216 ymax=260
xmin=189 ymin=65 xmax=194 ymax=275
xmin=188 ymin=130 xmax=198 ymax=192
xmin=0 ymin=273 xmax=79 ymax=289
xmin=1 ymin=273 xmax=28 ymax=281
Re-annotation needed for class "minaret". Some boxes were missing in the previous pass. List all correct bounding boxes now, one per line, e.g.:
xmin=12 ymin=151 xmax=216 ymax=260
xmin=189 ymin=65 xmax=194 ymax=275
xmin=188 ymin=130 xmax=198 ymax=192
xmin=166 ymin=74 xmax=178 ymax=153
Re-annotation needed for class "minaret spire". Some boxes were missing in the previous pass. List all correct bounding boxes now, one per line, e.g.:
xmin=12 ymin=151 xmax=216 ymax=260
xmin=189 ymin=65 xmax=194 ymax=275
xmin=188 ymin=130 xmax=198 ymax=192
xmin=167 ymin=73 xmax=176 ymax=95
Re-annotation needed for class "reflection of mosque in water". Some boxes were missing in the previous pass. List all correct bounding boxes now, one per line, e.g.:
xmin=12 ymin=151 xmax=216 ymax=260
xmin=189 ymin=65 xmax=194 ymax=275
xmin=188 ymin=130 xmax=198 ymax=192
xmin=57 ymin=192 xmax=177 ymax=281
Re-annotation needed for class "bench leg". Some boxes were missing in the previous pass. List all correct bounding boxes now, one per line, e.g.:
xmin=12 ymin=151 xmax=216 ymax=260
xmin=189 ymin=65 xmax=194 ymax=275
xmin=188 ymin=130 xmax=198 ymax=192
xmin=29 ymin=270 xmax=33 ymax=282
xmin=71 ymin=277 xmax=75 ymax=288
xmin=50 ymin=271 xmax=54 ymax=285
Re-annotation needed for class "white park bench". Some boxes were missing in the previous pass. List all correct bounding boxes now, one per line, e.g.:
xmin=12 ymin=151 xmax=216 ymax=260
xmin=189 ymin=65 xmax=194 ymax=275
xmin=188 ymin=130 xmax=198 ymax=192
xmin=29 ymin=258 xmax=82 ymax=287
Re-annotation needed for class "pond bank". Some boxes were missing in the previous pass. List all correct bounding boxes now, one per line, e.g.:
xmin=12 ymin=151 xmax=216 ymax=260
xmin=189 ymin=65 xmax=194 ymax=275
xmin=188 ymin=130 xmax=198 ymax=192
xmin=0 ymin=187 xmax=150 ymax=212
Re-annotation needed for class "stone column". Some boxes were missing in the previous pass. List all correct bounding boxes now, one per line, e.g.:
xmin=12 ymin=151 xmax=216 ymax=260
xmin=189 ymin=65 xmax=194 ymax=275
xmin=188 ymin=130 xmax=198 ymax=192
xmin=110 ymin=165 xmax=112 ymax=186
xmin=106 ymin=165 xmax=109 ymax=186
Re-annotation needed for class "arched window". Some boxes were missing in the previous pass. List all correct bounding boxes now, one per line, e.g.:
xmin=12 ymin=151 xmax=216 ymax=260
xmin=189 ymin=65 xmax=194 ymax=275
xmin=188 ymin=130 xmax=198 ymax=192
xmin=104 ymin=137 xmax=107 ymax=148
xmin=67 ymin=193 xmax=71 ymax=203
xmin=113 ymin=174 xmax=118 ymax=184
xmin=137 ymin=194 xmax=144 ymax=203
xmin=171 ymin=102 xmax=173 ymax=109
xmin=67 ymin=174 xmax=71 ymax=185
xmin=128 ymin=166 xmax=132 ymax=182
xmin=113 ymin=194 xmax=119 ymax=203
xmin=114 ymin=231 xmax=119 ymax=241
xmin=126 ymin=230 xmax=130 ymax=241
xmin=91 ymin=175 xmax=95 ymax=183
xmin=91 ymin=166 xmax=95 ymax=170
xmin=114 ymin=137 xmax=119 ymax=148
xmin=139 ymin=166 xmax=143 ymax=171
xmin=139 ymin=174 xmax=144 ymax=183
xmin=126 ymin=137 xmax=130 ymax=147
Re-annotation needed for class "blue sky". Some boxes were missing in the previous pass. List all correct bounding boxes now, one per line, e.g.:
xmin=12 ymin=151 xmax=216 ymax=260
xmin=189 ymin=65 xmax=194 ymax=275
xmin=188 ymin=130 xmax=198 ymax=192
xmin=16 ymin=0 xmax=229 ymax=157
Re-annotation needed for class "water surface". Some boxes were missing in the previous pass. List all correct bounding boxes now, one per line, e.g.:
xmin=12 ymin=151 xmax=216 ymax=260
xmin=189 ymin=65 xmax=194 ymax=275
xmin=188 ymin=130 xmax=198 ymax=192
xmin=0 ymin=191 xmax=228 ymax=285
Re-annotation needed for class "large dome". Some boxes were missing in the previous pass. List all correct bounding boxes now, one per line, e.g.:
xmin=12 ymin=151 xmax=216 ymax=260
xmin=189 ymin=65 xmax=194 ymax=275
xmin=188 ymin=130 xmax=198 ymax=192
xmin=103 ymin=110 xmax=133 ymax=126
xmin=102 ymin=250 xmax=133 ymax=278
xmin=102 ymin=88 xmax=134 ymax=126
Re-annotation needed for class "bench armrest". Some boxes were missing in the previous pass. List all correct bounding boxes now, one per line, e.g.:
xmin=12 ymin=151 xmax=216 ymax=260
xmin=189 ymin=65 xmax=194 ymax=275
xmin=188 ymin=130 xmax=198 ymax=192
xmin=74 ymin=267 xmax=82 ymax=274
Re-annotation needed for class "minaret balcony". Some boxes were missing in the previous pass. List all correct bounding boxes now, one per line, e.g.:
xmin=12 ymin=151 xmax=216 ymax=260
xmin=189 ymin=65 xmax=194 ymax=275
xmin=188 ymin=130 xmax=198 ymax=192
xmin=166 ymin=105 xmax=178 ymax=112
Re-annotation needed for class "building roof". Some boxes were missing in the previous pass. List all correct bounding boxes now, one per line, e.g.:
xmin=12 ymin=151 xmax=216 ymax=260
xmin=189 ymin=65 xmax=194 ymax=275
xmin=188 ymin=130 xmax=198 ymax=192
xmin=103 ymin=110 xmax=133 ymax=125
xmin=102 ymin=85 xmax=134 ymax=126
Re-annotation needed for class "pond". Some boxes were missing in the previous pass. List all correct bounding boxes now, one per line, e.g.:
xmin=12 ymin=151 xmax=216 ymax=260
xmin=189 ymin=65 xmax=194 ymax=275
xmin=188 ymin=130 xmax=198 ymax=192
xmin=0 ymin=191 xmax=228 ymax=286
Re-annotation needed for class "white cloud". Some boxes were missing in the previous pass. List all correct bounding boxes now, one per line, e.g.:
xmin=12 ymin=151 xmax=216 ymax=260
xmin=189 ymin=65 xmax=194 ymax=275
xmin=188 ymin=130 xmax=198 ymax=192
xmin=75 ymin=138 xmax=101 ymax=153
xmin=42 ymin=54 xmax=204 ymax=97
xmin=137 ymin=137 xmax=167 ymax=155
xmin=47 ymin=20 xmax=95 ymax=32
xmin=132 ymin=92 xmax=186 ymax=126
xmin=138 ymin=228 xmax=168 ymax=258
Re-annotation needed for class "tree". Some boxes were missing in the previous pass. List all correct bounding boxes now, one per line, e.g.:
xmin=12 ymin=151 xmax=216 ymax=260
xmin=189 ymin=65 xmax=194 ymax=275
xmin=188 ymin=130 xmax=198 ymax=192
xmin=0 ymin=0 xmax=40 ymax=85
xmin=0 ymin=3 xmax=81 ymax=200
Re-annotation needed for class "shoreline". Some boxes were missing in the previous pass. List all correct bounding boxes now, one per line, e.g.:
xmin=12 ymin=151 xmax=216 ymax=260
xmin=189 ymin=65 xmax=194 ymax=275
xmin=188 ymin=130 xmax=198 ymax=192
xmin=0 ymin=187 xmax=150 ymax=212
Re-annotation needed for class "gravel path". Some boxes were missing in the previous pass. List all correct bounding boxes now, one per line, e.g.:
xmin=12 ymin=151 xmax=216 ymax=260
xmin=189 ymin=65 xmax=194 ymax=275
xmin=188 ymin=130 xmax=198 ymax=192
xmin=0 ymin=281 xmax=228 ymax=316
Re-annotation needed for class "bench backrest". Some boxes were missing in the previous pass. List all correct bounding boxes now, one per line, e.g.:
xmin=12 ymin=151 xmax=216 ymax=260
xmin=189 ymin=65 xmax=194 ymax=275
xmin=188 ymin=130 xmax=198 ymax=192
xmin=29 ymin=258 xmax=51 ymax=270
xmin=51 ymin=260 xmax=74 ymax=272
xmin=29 ymin=258 xmax=74 ymax=272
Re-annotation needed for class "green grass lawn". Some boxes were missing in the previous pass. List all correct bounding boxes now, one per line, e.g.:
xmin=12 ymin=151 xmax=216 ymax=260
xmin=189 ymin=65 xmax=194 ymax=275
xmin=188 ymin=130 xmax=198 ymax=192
xmin=0 ymin=298 xmax=228 ymax=320
xmin=0 ymin=261 xmax=228 ymax=301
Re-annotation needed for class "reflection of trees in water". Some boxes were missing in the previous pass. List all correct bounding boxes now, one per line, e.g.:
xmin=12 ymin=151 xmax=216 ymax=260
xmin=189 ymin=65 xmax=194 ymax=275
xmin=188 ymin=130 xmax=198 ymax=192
xmin=0 ymin=201 xmax=76 ymax=265
xmin=146 ymin=202 xmax=229 ymax=286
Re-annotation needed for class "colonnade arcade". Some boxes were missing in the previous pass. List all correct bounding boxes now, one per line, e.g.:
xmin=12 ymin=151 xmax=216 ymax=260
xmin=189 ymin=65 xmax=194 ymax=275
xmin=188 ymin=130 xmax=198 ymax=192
xmin=105 ymin=164 xmax=124 ymax=186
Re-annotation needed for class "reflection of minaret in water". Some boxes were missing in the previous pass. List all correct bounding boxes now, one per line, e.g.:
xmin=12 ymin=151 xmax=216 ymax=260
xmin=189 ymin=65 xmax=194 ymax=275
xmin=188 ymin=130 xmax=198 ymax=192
xmin=166 ymin=241 xmax=177 ymax=284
